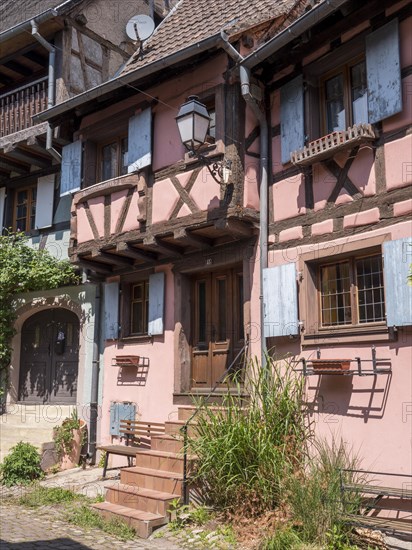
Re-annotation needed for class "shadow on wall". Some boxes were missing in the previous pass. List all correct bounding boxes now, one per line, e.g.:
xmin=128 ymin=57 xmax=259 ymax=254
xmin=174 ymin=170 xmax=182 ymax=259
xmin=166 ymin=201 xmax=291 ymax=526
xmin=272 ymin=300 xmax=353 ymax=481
xmin=307 ymin=371 xmax=392 ymax=423
xmin=115 ymin=358 xmax=150 ymax=387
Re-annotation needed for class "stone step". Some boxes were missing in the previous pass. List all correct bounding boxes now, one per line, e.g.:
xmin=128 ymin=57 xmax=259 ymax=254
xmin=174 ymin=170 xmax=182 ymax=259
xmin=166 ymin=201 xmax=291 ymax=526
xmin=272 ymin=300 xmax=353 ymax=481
xmin=134 ymin=448 xmax=195 ymax=474
xmin=151 ymin=434 xmax=183 ymax=454
xmin=105 ymin=483 xmax=180 ymax=516
xmin=91 ymin=501 xmax=166 ymax=539
xmin=165 ymin=420 xmax=197 ymax=437
xmin=121 ymin=466 xmax=183 ymax=494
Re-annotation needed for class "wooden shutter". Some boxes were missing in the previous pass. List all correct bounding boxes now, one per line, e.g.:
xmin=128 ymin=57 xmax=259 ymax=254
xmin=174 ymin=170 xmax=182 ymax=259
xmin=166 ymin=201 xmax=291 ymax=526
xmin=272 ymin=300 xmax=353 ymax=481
xmin=104 ymin=282 xmax=119 ymax=340
xmin=280 ymin=75 xmax=304 ymax=164
xmin=366 ymin=19 xmax=402 ymax=124
xmin=148 ymin=272 xmax=165 ymax=336
xmin=383 ymin=238 xmax=412 ymax=327
xmin=60 ymin=141 xmax=82 ymax=196
xmin=263 ymin=263 xmax=299 ymax=338
xmin=128 ymin=108 xmax=152 ymax=173
xmin=35 ymin=175 xmax=55 ymax=229
xmin=0 ymin=187 xmax=5 ymax=233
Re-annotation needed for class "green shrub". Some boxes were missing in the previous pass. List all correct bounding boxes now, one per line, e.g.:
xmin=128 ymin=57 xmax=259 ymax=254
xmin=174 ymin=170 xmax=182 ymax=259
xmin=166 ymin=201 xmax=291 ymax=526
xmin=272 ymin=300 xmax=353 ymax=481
xmin=19 ymin=485 xmax=85 ymax=507
xmin=53 ymin=409 xmax=84 ymax=456
xmin=187 ymin=357 xmax=309 ymax=515
xmin=260 ymin=526 xmax=303 ymax=550
xmin=0 ymin=441 xmax=43 ymax=486
xmin=66 ymin=504 xmax=135 ymax=541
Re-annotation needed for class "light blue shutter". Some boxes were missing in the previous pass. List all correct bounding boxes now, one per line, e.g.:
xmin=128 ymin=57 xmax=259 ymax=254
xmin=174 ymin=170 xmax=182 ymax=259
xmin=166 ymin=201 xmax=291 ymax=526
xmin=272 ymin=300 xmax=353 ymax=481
xmin=60 ymin=141 xmax=82 ymax=196
xmin=110 ymin=402 xmax=136 ymax=436
xmin=280 ymin=75 xmax=304 ymax=164
xmin=263 ymin=263 xmax=299 ymax=338
xmin=104 ymin=282 xmax=119 ymax=340
xmin=0 ymin=187 xmax=5 ymax=232
xmin=128 ymin=108 xmax=152 ymax=173
xmin=383 ymin=238 xmax=412 ymax=327
xmin=148 ymin=272 xmax=165 ymax=335
xmin=366 ymin=19 xmax=402 ymax=124
xmin=35 ymin=175 xmax=55 ymax=229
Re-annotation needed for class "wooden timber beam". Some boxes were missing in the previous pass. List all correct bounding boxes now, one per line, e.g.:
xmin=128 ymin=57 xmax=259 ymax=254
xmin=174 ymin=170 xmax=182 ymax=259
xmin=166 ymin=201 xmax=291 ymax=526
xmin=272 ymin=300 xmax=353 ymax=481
xmin=0 ymin=156 xmax=30 ymax=175
xmin=144 ymin=235 xmax=184 ymax=257
xmin=116 ymin=242 xmax=157 ymax=262
xmin=74 ymin=257 xmax=113 ymax=274
xmin=91 ymin=250 xmax=135 ymax=268
xmin=3 ymin=60 xmax=33 ymax=77
xmin=22 ymin=51 xmax=48 ymax=67
xmin=173 ymin=227 xmax=213 ymax=249
xmin=3 ymin=146 xmax=50 ymax=169
xmin=214 ymin=219 xmax=253 ymax=238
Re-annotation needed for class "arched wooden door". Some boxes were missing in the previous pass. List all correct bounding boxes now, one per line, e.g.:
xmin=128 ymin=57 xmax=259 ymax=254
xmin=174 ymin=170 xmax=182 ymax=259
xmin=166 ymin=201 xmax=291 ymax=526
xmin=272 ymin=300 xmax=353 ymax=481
xmin=19 ymin=309 xmax=79 ymax=403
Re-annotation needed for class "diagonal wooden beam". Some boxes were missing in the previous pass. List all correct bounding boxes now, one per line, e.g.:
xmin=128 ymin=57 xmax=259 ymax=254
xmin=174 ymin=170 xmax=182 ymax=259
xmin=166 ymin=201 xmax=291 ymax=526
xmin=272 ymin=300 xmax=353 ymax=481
xmin=169 ymin=168 xmax=201 ymax=219
xmin=74 ymin=257 xmax=113 ymax=274
xmin=326 ymin=147 xmax=362 ymax=203
xmin=91 ymin=250 xmax=135 ymax=268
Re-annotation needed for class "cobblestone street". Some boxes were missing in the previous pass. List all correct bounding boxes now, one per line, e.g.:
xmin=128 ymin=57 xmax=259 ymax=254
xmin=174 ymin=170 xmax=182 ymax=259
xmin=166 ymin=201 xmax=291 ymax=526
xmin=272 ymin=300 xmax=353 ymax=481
xmin=0 ymin=503 xmax=182 ymax=550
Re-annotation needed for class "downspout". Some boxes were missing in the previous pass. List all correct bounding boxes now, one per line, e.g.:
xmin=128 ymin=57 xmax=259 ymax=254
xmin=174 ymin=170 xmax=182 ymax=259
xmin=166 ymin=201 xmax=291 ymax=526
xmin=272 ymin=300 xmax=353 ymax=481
xmin=220 ymin=31 xmax=268 ymax=365
xmin=30 ymin=20 xmax=62 ymax=163
xmin=89 ymin=281 xmax=102 ymax=464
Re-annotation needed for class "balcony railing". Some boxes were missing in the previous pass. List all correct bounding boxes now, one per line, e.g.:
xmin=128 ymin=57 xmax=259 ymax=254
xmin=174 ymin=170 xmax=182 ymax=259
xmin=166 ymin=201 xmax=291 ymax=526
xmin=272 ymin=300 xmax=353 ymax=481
xmin=0 ymin=77 xmax=48 ymax=138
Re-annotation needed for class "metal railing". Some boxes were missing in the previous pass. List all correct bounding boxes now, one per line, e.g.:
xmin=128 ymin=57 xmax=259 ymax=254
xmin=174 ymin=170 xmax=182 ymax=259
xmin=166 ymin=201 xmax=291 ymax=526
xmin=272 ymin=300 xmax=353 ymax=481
xmin=0 ymin=77 xmax=48 ymax=137
xmin=181 ymin=337 xmax=250 ymax=504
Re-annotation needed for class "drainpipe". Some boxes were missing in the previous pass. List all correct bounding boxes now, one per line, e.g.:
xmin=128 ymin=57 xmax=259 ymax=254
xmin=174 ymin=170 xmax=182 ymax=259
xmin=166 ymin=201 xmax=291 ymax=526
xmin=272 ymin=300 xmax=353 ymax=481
xmin=220 ymin=31 xmax=268 ymax=365
xmin=89 ymin=281 xmax=102 ymax=464
xmin=30 ymin=20 xmax=62 ymax=163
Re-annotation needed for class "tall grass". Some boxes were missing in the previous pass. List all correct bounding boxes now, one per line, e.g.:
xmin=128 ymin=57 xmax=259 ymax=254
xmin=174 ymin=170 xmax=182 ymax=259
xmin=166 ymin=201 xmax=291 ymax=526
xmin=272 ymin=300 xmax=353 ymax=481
xmin=187 ymin=357 xmax=310 ymax=515
xmin=286 ymin=438 xmax=366 ymax=546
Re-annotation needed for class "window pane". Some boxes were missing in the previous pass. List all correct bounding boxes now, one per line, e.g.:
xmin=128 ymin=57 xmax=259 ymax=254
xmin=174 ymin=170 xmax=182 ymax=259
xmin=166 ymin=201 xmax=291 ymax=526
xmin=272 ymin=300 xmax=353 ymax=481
xmin=208 ymin=109 xmax=216 ymax=140
xmin=121 ymin=137 xmax=128 ymax=175
xmin=131 ymin=302 xmax=143 ymax=334
xmin=320 ymin=262 xmax=351 ymax=326
xmin=101 ymin=142 xmax=117 ymax=181
xmin=351 ymin=61 xmax=368 ymax=124
xmin=356 ymin=256 xmax=385 ymax=323
xmin=325 ymin=73 xmax=346 ymax=132
xmin=130 ymin=282 xmax=148 ymax=335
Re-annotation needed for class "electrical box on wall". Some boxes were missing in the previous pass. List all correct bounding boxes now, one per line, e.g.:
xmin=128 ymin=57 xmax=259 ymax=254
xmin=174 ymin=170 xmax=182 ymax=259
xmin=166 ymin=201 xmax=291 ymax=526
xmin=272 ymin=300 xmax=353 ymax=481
xmin=109 ymin=402 xmax=136 ymax=436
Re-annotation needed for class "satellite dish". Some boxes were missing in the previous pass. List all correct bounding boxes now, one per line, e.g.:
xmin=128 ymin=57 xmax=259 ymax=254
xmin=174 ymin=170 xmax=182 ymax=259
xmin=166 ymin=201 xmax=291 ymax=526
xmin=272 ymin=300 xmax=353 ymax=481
xmin=126 ymin=15 xmax=155 ymax=41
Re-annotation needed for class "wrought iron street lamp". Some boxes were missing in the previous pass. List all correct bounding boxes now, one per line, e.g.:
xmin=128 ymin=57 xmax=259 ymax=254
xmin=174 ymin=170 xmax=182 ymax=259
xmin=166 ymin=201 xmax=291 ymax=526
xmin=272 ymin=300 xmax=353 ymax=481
xmin=176 ymin=95 xmax=232 ymax=184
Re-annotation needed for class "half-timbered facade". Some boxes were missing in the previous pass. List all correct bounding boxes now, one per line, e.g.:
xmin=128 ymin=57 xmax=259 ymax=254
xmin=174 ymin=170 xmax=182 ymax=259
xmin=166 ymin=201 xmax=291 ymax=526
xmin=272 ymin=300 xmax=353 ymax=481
xmin=28 ymin=0 xmax=411 ymax=534
xmin=0 ymin=0 xmax=169 ymax=451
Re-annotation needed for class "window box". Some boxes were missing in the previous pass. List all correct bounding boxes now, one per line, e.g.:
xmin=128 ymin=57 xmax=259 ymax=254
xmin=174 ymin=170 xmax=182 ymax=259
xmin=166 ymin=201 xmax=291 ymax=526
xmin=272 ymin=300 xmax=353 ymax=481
xmin=311 ymin=359 xmax=351 ymax=373
xmin=291 ymin=123 xmax=375 ymax=166
xmin=113 ymin=355 xmax=140 ymax=367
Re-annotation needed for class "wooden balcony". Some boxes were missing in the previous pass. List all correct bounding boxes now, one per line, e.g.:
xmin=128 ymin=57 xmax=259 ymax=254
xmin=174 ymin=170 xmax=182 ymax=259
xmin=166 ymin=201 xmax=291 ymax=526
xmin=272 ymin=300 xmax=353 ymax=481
xmin=0 ymin=77 xmax=48 ymax=138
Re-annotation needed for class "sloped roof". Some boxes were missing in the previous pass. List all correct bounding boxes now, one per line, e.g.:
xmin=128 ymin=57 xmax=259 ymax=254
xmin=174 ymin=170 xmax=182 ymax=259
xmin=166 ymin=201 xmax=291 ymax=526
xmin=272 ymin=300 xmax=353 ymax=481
xmin=0 ymin=0 xmax=80 ymax=34
xmin=121 ymin=0 xmax=300 ymax=76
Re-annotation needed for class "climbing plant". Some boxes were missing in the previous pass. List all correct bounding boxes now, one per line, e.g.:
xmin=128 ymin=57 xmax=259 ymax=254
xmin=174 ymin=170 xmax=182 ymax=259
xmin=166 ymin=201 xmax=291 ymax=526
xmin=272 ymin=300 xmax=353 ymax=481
xmin=0 ymin=231 xmax=79 ymax=390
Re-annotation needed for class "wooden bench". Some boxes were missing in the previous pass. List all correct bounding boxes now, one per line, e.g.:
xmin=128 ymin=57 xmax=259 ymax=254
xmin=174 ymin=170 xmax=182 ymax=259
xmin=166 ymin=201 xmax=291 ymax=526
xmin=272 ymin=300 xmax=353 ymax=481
xmin=341 ymin=471 xmax=412 ymax=539
xmin=98 ymin=420 xmax=165 ymax=478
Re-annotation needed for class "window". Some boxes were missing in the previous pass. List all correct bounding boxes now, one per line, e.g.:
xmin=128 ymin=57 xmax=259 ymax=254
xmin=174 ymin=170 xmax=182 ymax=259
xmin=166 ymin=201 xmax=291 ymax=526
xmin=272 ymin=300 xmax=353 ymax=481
xmin=321 ymin=59 xmax=368 ymax=134
xmin=130 ymin=281 xmax=149 ymax=336
xmin=320 ymin=254 xmax=385 ymax=328
xmin=99 ymin=137 xmax=128 ymax=182
xmin=14 ymin=186 xmax=36 ymax=232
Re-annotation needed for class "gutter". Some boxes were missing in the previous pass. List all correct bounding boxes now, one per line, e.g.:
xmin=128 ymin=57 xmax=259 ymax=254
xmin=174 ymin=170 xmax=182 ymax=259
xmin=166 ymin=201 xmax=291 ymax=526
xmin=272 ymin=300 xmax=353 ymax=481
xmin=0 ymin=10 xmax=57 ymax=44
xmin=30 ymin=20 xmax=62 ymax=163
xmin=242 ymin=0 xmax=351 ymax=69
xmin=219 ymin=31 xmax=269 ymax=365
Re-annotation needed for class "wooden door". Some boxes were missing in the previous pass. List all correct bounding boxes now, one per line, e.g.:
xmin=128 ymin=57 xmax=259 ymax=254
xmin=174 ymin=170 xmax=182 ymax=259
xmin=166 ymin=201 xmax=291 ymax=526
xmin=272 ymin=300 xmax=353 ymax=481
xmin=19 ymin=310 xmax=79 ymax=403
xmin=191 ymin=269 xmax=244 ymax=388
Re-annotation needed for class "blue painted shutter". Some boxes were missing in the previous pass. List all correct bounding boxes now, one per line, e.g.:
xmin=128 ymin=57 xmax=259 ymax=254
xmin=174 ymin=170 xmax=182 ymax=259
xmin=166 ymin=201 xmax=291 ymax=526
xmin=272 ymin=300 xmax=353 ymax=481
xmin=0 ymin=187 xmax=5 ymax=233
xmin=263 ymin=263 xmax=299 ymax=338
xmin=60 ymin=141 xmax=82 ymax=196
xmin=280 ymin=75 xmax=304 ymax=164
xmin=148 ymin=272 xmax=165 ymax=336
xmin=366 ymin=19 xmax=402 ymax=124
xmin=104 ymin=282 xmax=119 ymax=340
xmin=110 ymin=402 xmax=136 ymax=436
xmin=383 ymin=238 xmax=412 ymax=327
xmin=128 ymin=108 xmax=152 ymax=173
xmin=35 ymin=175 xmax=55 ymax=229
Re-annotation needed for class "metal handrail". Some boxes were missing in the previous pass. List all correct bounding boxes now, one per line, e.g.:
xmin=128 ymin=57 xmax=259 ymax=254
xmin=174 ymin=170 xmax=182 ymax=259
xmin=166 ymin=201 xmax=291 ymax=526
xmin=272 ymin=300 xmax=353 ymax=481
xmin=181 ymin=337 xmax=250 ymax=504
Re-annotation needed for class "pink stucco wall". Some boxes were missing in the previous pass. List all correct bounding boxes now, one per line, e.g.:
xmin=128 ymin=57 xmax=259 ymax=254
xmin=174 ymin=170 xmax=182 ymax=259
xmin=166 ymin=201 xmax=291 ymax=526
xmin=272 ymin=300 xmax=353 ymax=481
xmin=267 ymin=221 xmax=412 ymax=476
xmin=100 ymin=265 xmax=177 ymax=448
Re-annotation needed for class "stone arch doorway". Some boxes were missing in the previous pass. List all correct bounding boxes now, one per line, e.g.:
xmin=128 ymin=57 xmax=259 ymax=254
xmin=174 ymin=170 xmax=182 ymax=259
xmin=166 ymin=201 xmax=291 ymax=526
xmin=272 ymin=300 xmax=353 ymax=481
xmin=19 ymin=309 xmax=80 ymax=403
